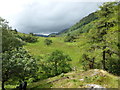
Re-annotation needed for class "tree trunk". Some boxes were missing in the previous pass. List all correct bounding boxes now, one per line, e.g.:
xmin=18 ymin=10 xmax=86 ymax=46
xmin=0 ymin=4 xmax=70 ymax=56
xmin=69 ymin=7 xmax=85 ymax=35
xmin=91 ymin=57 xmax=95 ymax=69
xmin=89 ymin=57 xmax=95 ymax=69
xmin=54 ymin=61 xmax=58 ymax=76
xmin=2 ymin=81 xmax=5 ymax=90
xmin=102 ymin=46 xmax=106 ymax=70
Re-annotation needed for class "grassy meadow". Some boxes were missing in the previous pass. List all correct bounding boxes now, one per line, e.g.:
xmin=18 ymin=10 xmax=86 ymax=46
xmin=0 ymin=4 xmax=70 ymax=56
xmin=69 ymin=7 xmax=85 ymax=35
xmin=24 ymin=34 xmax=90 ymax=69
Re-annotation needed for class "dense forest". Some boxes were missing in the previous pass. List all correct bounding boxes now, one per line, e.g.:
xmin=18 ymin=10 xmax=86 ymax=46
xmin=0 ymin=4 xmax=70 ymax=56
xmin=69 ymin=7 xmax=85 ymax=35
xmin=0 ymin=2 xmax=120 ymax=89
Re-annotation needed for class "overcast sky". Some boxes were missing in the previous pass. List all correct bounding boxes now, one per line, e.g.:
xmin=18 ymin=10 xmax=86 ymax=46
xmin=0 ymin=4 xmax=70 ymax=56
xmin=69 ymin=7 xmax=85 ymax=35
xmin=0 ymin=0 xmax=115 ymax=34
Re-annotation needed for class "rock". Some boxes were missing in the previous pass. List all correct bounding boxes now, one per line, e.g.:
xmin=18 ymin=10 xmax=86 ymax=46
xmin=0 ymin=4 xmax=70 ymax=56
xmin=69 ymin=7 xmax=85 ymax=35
xmin=85 ymin=84 xmax=105 ymax=89
xmin=79 ymin=79 xmax=84 ymax=81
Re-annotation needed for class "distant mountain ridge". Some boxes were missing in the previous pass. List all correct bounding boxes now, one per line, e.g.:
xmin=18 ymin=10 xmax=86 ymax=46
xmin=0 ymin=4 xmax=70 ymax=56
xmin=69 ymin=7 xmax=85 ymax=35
xmin=33 ymin=33 xmax=50 ymax=37
xmin=57 ymin=12 xmax=98 ymax=36
xmin=48 ymin=29 xmax=69 ymax=37
xmin=39 ymin=12 xmax=98 ymax=37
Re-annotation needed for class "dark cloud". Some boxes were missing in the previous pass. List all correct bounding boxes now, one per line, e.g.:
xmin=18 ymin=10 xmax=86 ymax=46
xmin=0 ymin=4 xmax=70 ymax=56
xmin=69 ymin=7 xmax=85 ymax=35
xmin=13 ymin=2 xmax=102 ymax=34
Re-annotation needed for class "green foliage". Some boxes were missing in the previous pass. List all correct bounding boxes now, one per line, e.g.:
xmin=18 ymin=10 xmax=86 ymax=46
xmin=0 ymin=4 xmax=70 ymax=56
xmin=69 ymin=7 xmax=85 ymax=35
xmin=2 ymin=47 xmax=38 ymax=83
xmin=82 ymin=54 xmax=95 ymax=71
xmin=1 ymin=17 xmax=39 ymax=89
xmin=48 ymin=50 xmax=72 ymax=75
xmin=40 ymin=50 xmax=72 ymax=78
xmin=106 ymin=54 xmax=120 ymax=75
xmin=83 ymin=2 xmax=119 ymax=75
xmin=44 ymin=39 xmax=52 ymax=45
xmin=64 ymin=34 xmax=76 ymax=42
xmin=69 ymin=12 xmax=98 ymax=32
xmin=19 ymin=34 xmax=38 ymax=43
xmin=97 ymin=2 xmax=117 ymax=17
xmin=0 ymin=18 xmax=23 ymax=52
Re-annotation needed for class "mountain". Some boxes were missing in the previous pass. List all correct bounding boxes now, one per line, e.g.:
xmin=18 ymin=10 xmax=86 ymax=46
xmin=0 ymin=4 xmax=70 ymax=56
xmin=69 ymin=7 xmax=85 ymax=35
xmin=57 ymin=28 xmax=69 ymax=35
xmin=48 ymin=12 xmax=98 ymax=37
xmin=58 ymin=12 xmax=98 ymax=36
xmin=48 ymin=32 xmax=58 ymax=37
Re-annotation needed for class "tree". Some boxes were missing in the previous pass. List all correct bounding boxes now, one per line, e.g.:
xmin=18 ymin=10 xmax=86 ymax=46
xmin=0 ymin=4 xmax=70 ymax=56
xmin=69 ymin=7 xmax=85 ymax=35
xmin=80 ymin=2 xmax=119 ymax=76
xmin=96 ymin=2 xmax=118 ymax=70
xmin=82 ymin=54 xmax=95 ymax=71
xmin=44 ymin=39 xmax=52 ymax=45
xmin=47 ymin=50 xmax=72 ymax=76
xmin=89 ymin=2 xmax=118 ymax=70
xmin=1 ymin=17 xmax=38 ymax=89
xmin=84 ymin=2 xmax=120 ymax=75
xmin=2 ymin=47 xmax=38 ymax=90
xmin=1 ymin=18 xmax=23 ymax=52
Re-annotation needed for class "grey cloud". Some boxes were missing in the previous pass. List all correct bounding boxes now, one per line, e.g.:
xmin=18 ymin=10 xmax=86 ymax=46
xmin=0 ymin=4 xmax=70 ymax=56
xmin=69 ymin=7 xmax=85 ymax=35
xmin=14 ymin=2 xmax=102 ymax=34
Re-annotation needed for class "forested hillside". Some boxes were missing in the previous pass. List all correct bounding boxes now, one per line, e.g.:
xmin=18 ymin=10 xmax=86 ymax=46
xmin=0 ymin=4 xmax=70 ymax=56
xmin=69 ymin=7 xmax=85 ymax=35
xmin=63 ymin=2 xmax=120 ymax=75
xmin=1 ymin=1 xmax=120 ymax=89
xmin=59 ymin=12 xmax=98 ymax=36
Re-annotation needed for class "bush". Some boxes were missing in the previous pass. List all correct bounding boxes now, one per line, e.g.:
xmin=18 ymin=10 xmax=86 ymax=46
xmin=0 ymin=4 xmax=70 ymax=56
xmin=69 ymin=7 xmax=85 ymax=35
xmin=19 ymin=35 xmax=38 ymax=43
xmin=44 ymin=39 xmax=52 ymax=45
xmin=47 ymin=50 xmax=72 ymax=76
xmin=64 ymin=34 xmax=76 ymax=42
xmin=39 ymin=50 xmax=72 ymax=79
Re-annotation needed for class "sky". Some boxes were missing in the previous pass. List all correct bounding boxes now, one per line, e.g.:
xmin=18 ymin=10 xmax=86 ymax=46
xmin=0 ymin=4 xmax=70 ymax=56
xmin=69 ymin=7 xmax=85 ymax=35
xmin=0 ymin=0 xmax=116 ymax=34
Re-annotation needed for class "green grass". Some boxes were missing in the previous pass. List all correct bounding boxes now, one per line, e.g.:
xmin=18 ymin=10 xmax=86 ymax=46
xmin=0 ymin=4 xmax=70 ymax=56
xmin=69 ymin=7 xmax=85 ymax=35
xmin=27 ymin=69 xmax=119 ymax=88
xmin=24 ymin=35 xmax=89 ymax=69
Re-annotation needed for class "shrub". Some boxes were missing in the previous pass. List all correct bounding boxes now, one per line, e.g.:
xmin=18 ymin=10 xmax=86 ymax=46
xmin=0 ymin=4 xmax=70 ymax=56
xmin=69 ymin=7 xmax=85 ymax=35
xmin=44 ymin=39 xmax=52 ymax=45
xmin=47 ymin=50 xmax=72 ymax=76
xmin=19 ymin=35 xmax=38 ymax=43
xmin=64 ymin=34 xmax=76 ymax=42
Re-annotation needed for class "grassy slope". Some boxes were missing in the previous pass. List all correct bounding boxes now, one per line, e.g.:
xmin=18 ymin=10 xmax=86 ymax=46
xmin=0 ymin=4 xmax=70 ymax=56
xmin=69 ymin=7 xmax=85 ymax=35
xmin=27 ymin=69 xmax=119 ymax=89
xmin=24 ymin=30 xmax=95 ymax=69
xmin=24 ymin=35 xmax=89 ymax=69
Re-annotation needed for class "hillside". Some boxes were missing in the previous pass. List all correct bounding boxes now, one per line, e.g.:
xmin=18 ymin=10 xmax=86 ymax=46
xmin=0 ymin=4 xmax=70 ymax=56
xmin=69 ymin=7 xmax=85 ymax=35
xmin=58 ymin=12 xmax=98 ymax=36
xmin=27 ymin=69 xmax=119 ymax=89
xmin=24 ymin=2 xmax=119 ymax=75
xmin=1 ymin=2 xmax=119 ymax=90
